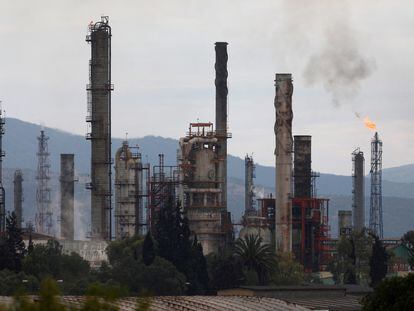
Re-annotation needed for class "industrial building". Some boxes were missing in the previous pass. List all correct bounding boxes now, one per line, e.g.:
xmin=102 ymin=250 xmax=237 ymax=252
xmin=86 ymin=16 xmax=113 ymax=241
xmin=178 ymin=42 xmax=232 ymax=255
xmin=60 ymin=154 xmax=75 ymax=240
xmin=114 ymin=141 xmax=148 ymax=239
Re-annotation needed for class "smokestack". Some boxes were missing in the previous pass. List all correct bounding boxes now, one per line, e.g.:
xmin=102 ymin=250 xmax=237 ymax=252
xmin=274 ymin=73 xmax=293 ymax=253
xmin=60 ymin=154 xmax=74 ymax=240
xmin=86 ymin=16 xmax=113 ymax=240
xmin=369 ymin=132 xmax=383 ymax=238
xmin=13 ymin=170 xmax=23 ymax=229
xmin=215 ymin=42 xmax=229 ymax=210
xmin=245 ymin=155 xmax=255 ymax=215
xmin=352 ymin=149 xmax=365 ymax=232
xmin=294 ymin=136 xmax=312 ymax=198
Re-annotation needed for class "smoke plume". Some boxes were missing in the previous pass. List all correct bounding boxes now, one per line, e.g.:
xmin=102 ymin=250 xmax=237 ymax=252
xmin=303 ymin=21 xmax=376 ymax=106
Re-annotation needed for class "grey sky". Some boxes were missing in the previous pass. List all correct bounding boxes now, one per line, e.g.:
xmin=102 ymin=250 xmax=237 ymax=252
xmin=0 ymin=0 xmax=412 ymax=175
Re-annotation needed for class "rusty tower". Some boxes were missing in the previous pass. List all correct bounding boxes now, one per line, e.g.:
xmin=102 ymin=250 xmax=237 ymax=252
xmin=86 ymin=16 xmax=113 ymax=240
xmin=245 ymin=154 xmax=256 ymax=216
xmin=35 ymin=130 xmax=52 ymax=235
xmin=274 ymin=73 xmax=293 ymax=253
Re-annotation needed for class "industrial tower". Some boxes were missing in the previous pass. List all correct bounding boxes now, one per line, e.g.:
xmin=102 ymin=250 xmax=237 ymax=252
xmin=274 ymin=73 xmax=293 ymax=253
xmin=369 ymin=132 xmax=383 ymax=238
xmin=35 ymin=130 xmax=52 ymax=235
xmin=86 ymin=16 xmax=113 ymax=240
xmin=115 ymin=141 xmax=148 ymax=239
xmin=60 ymin=154 xmax=75 ymax=240
xmin=352 ymin=149 xmax=365 ymax=232
xmin=244 ymin=155 xmax=256 ymax=216
xmin=0 ymin=108 xmax=5 ymax=234
xmin=14 ymin=170 xmax=23 ymax=229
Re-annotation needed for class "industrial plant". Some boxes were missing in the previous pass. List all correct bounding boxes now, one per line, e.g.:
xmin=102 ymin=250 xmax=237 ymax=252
xmin=0 ymin=15 xmax=389 ymax=274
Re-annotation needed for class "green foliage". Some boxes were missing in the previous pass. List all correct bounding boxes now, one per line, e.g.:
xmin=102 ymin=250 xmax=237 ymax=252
xmin=271 ymin=252 xmax=304 ymax=285
xmin=0 ymin=212 xmax=26 ymax=272
xmin=142 ymin=232 xmax=156 ymax=266
xmin=153 ymin=199 xmax=209 ymax=294
xmin=329 ymin=230 xmax=372 ymax=285
xmin=207 ymin=253 xmax=245 ymax=290
xmin=401 ymin=230 xmax=414 ymax=269
xmin=362 ymin=274 xmax=414 ymax=311
xmin=0 ymin=270 xmax=38 ymax=295
xmin=369 ymin=235 xmax=388 ymax=287
xmin=234 ymin=234 xmax=276 ymax=285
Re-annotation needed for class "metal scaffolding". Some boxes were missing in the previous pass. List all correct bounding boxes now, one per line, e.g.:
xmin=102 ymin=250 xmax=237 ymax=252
xmin=35 ymin=130 xmax=52 ymax=235
xmin=369 ymin=132 xmax=383 ymax=238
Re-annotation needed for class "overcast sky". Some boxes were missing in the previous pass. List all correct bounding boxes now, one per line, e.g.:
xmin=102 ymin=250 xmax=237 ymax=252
xmin=0 ymin=0 xmax=413 ymax=175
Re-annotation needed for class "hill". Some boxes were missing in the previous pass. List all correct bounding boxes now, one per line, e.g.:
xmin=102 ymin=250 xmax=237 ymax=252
xmin=3 ymin=117 xmax=414 ymax=238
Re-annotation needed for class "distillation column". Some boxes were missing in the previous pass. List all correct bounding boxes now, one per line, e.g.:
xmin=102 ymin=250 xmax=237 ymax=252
xmin=0 ymin=110 xmax=5 ymax=234
xmin=274 ymin=73 xmax=293 ymax=253
xmin=60 ymin=154 xmax=75 ymax=240
xmin=352 ymin=149 xmax=365 ymax=232
xmin=86 ymin=16 xmax=113 ymax=240
xmin=14 ymin=170 xmax=23 ymax=229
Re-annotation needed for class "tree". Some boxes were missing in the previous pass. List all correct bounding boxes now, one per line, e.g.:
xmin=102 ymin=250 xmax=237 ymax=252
xmin=369 ymin=235 xmax=388 ymax=287
xmin=271 ymin=252 xmax=304 ymax=285
xmin=329 ymin=229 xmax=372 ymax=285
xmin=234 ymin=234 xmax=275 ymax=285
xmin=142 ymin=232 xmax=156 ymax=266
xmin=362 ymin=274 xmax=414 ymax=310
xmin=0 ymin=212 xmax=26 ymax=272
xmin=401 ymin=230 xmax=414 ymax=269
xmin=207 ymin=253 xmax=245 ymax=290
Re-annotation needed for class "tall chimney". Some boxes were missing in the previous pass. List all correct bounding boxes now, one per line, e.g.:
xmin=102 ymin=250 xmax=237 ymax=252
xmin=13 ymin=170 xmax=23 ymax=229
xmin=294 ymin=136 xmax=312 ymax=198
xmin=245 ymin=155 xmax=255 ymax=215
xmin=215 ymin=42 xmax=228 ymax=211
xmin=352 ymin=149 xmax=365 ymax=232
xmin=274 ymin=73 xmax=293 ymax=253
xmin=60 ymin=154 xmax=75 ymax=240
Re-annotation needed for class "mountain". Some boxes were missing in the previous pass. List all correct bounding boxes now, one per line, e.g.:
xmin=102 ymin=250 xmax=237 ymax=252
xmin=3 ymin=117 xmax=414 ymax=239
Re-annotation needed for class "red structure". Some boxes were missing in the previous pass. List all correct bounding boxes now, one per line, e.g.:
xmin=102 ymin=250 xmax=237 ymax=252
xmin=292 ymin=198 xmax=331 ymax=272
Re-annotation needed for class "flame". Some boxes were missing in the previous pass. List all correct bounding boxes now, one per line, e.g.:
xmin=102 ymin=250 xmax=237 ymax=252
xmin=363 ymin=117 xmax=376 ymax=131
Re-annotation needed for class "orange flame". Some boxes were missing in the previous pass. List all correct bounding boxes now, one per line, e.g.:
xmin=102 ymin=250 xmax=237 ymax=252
xmin=363 ymin=117 xmax=376 ymax=131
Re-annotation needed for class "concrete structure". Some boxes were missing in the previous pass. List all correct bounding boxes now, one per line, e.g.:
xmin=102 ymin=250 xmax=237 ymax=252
xmin=294 ymin=136 xmax=312 ymax=198
xmin=35 ymin=130 xmax=52 ymax=235
xmin=338 ymin=210 xmax=353 ymax=237
xmin=178 ymin=42 xmax=232 ymax=255
xmin=369 ymin=132 xmax=383 ymax=238
xmin=86 ymin=16 xmax=113 ymax=240
xmin=13 ymin=170 xmax=23 ymax=229
xmin=244 ymin=155 xmax=255 ymax=215
xmin=60 ymin=154 xmax=75 ymax=240
xmin=352 ymin=149 xmax=365 ymax=232
xmin=114 ymin=141 xmax=143 ymax=239
xmin=274 ymin=73 xmax=293 ymax=253
xmin=179 ymin=123 xmax=232 ymax=254
xmin=215 ymin=42 xmax=229 ymax=212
